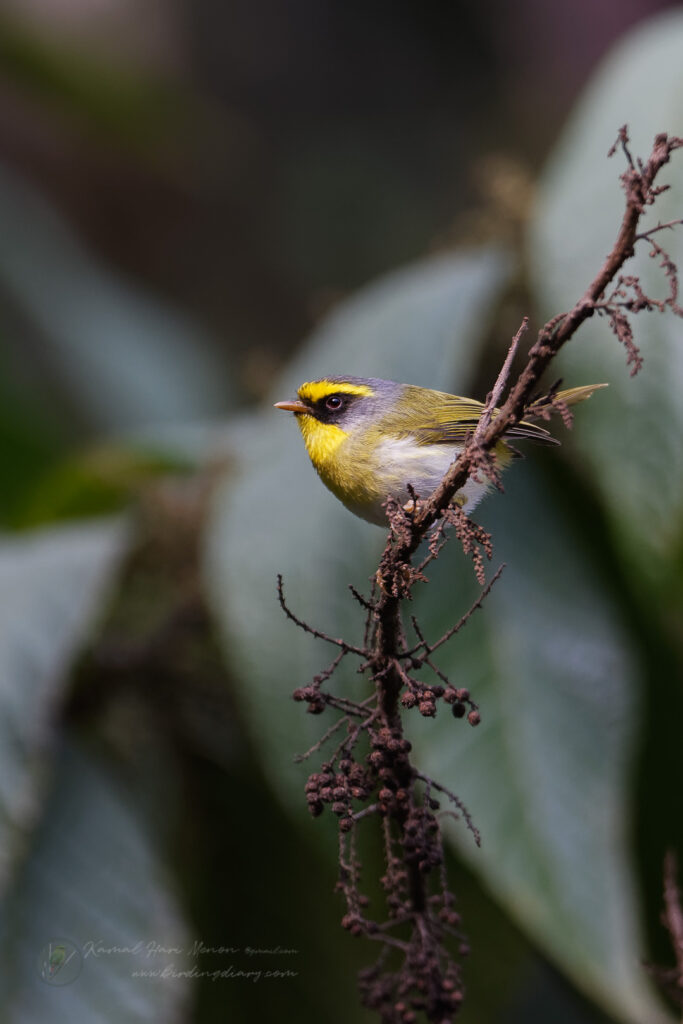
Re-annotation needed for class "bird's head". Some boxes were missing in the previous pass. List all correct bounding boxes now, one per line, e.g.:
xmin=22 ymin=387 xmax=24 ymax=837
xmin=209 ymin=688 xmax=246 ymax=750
xmin=275 ymin=376 xmax=401 ymax=466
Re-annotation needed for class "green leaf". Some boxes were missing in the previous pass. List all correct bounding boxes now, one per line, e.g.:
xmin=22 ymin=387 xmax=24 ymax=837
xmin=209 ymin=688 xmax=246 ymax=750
xmin=409 ymin=468 xmax=671 ymax=1024
xmin=204 ymin=246 xmax=513 ymax=817
xmin=0 ymin=163 xmax=234 ymax=431
xmin=0 ymin=344 xmax=69 ymax=526
xmin=276 ymin=248 xmax=510 ymax=394
xmin=528 ymin=9 xmax=683 ymax=587
xmin=0 ymin=740 xmax=190 ymax=1023
xmin=0 ymin=519 xmax=127 ymax=892
xmin=0 ymin=13 xmax=189 ymax=148
xmin=15 ymin=445 xmax=192 ymax=529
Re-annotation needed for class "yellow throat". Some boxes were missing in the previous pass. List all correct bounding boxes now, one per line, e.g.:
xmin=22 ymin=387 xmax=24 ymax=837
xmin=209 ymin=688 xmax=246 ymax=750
xmin=294 ymin=379 xmax=372 ymax=471
xmin=297 ymin=414 xmax=348 ymax=469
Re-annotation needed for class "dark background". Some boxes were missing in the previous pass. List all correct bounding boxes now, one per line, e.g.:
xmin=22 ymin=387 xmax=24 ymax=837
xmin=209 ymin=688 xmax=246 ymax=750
xmin=0 ymin=4 xmax=680 ymax=1023
xmin=0 ymin=0 xmax=675 ymax=422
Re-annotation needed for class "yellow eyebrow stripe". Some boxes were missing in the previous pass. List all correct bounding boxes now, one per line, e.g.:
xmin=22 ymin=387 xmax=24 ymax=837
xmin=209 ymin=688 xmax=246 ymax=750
xmin=298 ymin=380 xmax=373 ymax=403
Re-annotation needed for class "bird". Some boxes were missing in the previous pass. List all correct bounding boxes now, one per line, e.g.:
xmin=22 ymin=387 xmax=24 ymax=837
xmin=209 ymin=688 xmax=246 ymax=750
xmin=274 ymin=376 xmax=606 ymax=525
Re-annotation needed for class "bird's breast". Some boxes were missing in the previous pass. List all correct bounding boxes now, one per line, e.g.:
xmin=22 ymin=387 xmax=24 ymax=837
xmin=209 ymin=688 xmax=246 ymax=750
xmin=373 ymin=437 xmax=457 ymax=498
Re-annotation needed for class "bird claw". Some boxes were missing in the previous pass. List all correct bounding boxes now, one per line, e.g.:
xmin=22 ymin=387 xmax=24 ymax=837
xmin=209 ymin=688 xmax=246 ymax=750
xmin=402 ymin=497 xmax=422 ymax=518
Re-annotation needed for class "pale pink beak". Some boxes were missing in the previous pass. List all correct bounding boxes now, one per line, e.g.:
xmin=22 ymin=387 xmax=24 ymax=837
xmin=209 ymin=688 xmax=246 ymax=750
xmin=274 ymin=400 xmax=310 ymax=414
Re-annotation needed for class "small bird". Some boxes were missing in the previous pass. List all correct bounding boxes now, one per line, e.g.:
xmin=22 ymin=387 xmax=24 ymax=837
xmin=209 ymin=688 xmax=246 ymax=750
xmin=275 ymin=376 xmax=606 ymax=525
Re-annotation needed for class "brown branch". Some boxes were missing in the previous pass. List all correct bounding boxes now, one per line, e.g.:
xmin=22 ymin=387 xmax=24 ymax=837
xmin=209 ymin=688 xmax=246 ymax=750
xmin=348 ymin=583 xmax=376 ymax=611
xmin=393 ymin=129 xmax=683 ymax=558
xmin=635 ymin=218 xmax=683 ymax=242
xmin=321 ymin=693 xmax=371 ymax=717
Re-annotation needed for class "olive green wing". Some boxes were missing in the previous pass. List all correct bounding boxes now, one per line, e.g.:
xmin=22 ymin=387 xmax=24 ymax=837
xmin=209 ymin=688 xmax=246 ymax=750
xmin=398 ymin=390 xmax=558 ymax=447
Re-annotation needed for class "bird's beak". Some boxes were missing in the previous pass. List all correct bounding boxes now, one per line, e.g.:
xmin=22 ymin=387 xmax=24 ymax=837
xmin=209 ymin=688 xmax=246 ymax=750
xmin=274 ymin=400 xmax=310 ymax=414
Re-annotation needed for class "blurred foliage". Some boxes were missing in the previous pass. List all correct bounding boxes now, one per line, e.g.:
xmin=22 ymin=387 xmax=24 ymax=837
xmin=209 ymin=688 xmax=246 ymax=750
xmin=0 ymin=346 xmax=68 ymax=523
xmin=0 ymin=12 xmax=190 ymax=150
xmin=528 ymin=12 xmax=683 ymax=986
xmin=530 ymin=10 xmax=683 ymax=589
xmin=12 ymin=446 xmax=192 ymax=530
xmin=0 ymin=5 xmax=682 ymax=1024
xmin=0 ymin=740 xmax=191 ymax=1022
xmin=0 ymin=520 xmax=126 ymax=892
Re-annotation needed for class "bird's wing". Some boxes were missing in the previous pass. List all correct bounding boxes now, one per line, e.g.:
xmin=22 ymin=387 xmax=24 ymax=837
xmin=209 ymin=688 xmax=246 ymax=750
xmin=403 ymin=393 xmax=558 ymax=447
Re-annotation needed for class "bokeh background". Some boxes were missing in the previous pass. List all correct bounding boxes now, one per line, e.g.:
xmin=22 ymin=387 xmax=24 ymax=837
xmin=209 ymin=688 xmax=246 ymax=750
xmin=1 ymin=2 xmax=682 ymax=1022
xmin=0 ymin=0 xmax=677 ymax=450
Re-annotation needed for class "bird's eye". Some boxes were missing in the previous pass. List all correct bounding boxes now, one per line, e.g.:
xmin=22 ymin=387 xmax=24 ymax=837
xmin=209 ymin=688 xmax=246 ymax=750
xmin=325 ymin=395 xmax=344 ymax=411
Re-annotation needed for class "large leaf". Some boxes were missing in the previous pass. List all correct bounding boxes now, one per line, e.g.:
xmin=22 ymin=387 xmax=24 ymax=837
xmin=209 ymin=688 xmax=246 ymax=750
xmin=0 ymin=519 xmax=127 ymax=892
xmin=204 ymin=246 xmax=513 ymax=815
xmin=275 ymin=248 xmax=511 ymax=393
xmin=0 ymin=13 xmax=187 ymax=146
xmin=0 ymin=162 xmax=233 ymax=431
xmin=0 ymin=740 xmax=190 ymax=1023
xmin=528 ymin=9 xmax=683 ymax=586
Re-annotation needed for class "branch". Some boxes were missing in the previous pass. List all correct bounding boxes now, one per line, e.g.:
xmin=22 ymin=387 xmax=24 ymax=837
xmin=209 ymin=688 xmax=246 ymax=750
xmin=472 ymin=318 xmax=528 ymax=442
xmin=407 ymin=564 xmax=505 ymax=661
xmin=277 ymin=575 xmax=367 ymax=657
xmin=635 ymin=218 xmax=683 ymax=242
xmin=386 ymin=130 xmax=683 ymax=563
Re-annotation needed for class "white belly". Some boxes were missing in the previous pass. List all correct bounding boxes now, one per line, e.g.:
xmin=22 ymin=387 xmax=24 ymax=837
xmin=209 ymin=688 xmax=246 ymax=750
xmin=352 ymin=437 xmax=492 ymax=526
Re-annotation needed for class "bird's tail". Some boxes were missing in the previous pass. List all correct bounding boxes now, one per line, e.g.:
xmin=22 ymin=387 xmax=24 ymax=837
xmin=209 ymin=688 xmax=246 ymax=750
xmin=507 ymin=383 xmax=608 ymax=445
xmin=524 ymin=382 xmax=608 ymax=420
xmin=554 ymin=383 xmax=609 ymax=406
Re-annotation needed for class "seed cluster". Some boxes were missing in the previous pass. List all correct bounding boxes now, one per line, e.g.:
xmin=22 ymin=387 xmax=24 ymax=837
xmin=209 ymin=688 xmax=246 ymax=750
xmin=304 ymin=758 xmax=372 ymax=825
xmin=400 ymin=683 xmax=480 ymax=724
xmin=283 ymin=568 xmax=482 ymax=1022
xmin=359 ymin=942 xmax=465 ymax=1023
xmin=297 ymin=707 xmax=475 ymax=1021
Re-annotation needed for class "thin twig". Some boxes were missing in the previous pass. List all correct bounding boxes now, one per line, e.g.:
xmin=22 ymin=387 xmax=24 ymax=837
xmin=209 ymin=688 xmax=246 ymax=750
xmin=313 ymin=649 xmax=349 ymax=686
xmin=294 ymin=712 xmax=353 ymax=762
xmin=323 ymin=693 xmax=372 ymax=717
xmin=277 ymin=575 xmax=367 ymax=657
xmin=473 ymin=318 xmax=528 ymax=441
xmin=403 ymin=564 xmax=506 ymax=659
xmin=352 ymin=803 xmax=380 ymax=822
xmin=416 ymin=772 xmax=480 ymax=847
xmin=635 ymin=218 xmax=683 ymax=242
xmin=349 ymin=584 xmax=376 ymax=611
xmin=406 ymin=629 xmax=453 ymax=689
xmin=332 ymin=705 xmax=380 ymax=761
